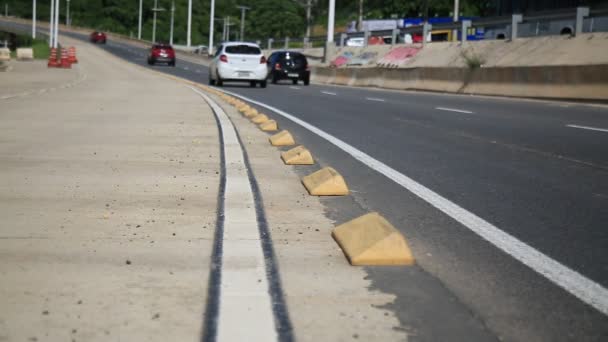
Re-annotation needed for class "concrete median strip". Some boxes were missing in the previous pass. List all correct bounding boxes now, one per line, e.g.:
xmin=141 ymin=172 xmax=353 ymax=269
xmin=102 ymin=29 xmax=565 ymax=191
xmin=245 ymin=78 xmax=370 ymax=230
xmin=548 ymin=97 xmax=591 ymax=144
xmin=281 ymin=145 xmax=314 ymax=165
xmin=269 ymin=130 xmax=295 ymax=146
xmin=332 ymin=212 xmax=415 ymax=266
xmin=251 ymin=114 xmax=269 ymax=124
xmin=189 ymin=86 xmax=289 ymax=341
xmin=301 ymin=167 xmax=349 ymax=196
xmin=259 ymin=120 xmax=278 ymax=132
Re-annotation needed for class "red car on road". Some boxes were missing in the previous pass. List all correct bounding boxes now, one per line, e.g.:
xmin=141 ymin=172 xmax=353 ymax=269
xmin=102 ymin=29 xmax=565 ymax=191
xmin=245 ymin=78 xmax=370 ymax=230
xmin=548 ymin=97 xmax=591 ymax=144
xmin=147 ymin=43 xmax=176 ymax=67
xmin=90 ymin=31 xmax=106 ymax=44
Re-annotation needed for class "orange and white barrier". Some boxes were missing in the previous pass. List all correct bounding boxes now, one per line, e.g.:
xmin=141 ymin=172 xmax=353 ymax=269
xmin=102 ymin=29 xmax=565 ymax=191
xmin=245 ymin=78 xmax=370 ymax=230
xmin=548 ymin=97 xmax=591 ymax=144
xmin=47 ymin=48 xmax=59 ymax=68
xmin=68 ymin=46 xmax=78 ymax=64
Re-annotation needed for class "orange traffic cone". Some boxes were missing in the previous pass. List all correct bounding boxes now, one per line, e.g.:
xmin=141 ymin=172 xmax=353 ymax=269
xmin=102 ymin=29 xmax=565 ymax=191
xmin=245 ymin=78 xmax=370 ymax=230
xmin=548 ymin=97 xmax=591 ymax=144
xmin=68 ymin=46 xmax=78 ymax=64
xmin=47 ymin=48 xmax=59 ymax=68
xmin=60 ymin=47 xmax=71 ymax=68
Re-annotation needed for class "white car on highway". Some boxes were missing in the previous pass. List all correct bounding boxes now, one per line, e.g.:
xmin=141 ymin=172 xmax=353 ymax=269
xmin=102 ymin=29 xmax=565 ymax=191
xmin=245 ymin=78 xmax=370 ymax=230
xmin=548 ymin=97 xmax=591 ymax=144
xmin=209 ymin=42 xmax=268 ymax=88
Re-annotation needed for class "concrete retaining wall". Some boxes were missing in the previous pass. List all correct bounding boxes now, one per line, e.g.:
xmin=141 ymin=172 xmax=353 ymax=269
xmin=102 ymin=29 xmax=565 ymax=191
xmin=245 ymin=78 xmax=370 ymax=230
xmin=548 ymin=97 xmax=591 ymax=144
xmin=311 ymin=65 xmax=608 ymax=101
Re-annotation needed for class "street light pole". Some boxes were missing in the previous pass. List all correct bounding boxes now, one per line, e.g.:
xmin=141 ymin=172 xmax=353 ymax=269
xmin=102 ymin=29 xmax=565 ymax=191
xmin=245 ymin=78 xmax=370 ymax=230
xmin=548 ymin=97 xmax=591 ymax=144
xmin=170 ymin=0 xmax=175 ymax=45
xmin=209 ymin=0 xmax=215 ymax=55
xmin=49 ymin=0 xmax=54 ymax=47
xmin=138 ymin=0 xmax=142 ymax=40
xmin=53 ymin=0 xmax=59 ymax=48
xmin=187 ymin=0 xmax=192 ymax=47
xmin=327 ymin=0 xmax=335 ymax=43
xmin=66 ymin=0 xmax=70 ymax=26
xmin=32 ymin=0 xmax=36 ymax=39
xmin=236 ymin=5 xmax=250 ymax=41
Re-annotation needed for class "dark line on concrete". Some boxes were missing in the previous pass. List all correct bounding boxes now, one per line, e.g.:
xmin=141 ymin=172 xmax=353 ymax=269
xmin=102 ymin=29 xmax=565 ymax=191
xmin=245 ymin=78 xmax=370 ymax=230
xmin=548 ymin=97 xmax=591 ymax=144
xmin=200 ymin=101 xmax=226 ymax=342
xmin=232 ymin=121 xmax=295 ymax=342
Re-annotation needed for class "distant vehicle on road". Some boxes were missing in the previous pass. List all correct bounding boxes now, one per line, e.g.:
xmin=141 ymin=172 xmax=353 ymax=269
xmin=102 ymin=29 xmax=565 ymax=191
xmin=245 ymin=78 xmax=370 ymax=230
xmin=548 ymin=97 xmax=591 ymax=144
xmin=193 ymin=45 xmax=208 ymax=55
xmin=208 ymin=42 xmax=268 ymax=88
xmin=89 ymin=31 xmax=106 ymax=44
xmin=346 ymin=37 xmax=364 ymax=47
xmin=267 ymin=51 xmax=310 ymax=86
xmin=147 ymin=43 xmax=176 ymax=66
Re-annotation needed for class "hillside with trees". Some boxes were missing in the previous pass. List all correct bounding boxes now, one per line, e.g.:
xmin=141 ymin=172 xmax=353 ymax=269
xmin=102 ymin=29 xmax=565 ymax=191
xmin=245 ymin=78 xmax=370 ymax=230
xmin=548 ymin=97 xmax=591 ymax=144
xmin=2 ymin=0 xmax=605 ymax=45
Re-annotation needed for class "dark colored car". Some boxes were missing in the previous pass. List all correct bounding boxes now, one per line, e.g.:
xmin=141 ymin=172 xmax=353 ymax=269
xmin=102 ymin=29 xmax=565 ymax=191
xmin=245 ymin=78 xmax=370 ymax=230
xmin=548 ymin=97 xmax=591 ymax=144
xmin=267 ymin=51 xmax=310 ymax=85
xmin=90 ymin=31 xmax=106 ymax=44
xmin=147 ymin=43 xmax=176 ymax=66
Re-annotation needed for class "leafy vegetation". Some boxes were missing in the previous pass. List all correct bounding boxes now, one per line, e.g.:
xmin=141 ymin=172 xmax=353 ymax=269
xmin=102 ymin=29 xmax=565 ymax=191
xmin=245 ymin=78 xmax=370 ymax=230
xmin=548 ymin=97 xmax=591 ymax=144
xmin=3 ymin=0 xmax=604 ymax=45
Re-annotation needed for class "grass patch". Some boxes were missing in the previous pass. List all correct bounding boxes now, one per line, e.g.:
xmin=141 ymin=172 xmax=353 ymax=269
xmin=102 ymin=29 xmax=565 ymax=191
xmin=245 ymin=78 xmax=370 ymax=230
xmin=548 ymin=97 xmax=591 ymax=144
xmin=460 ymin=49 xmax=485 ymax=69
xmin=3 ymin=33 xmax=49 ymax=59
xmin=32 ymin=39 xmax=50 ymax=59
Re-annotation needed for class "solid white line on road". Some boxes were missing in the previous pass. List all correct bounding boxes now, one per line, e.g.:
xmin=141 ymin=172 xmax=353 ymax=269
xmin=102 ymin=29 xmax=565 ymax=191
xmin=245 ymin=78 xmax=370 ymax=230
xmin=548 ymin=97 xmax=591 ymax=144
xmin=321 ymin=91 xmax=337 ymax=96
xmin=366 ymin=97 xmax=386 ymax=102
xmin=566 ymin=124 xmax=608 ymax=133
xmin=290 ymin=86 xmax=301 ymax=90
xmin=436 ymin=107 xmax=474 ymax=114
xmin=189 ymin=87 xmax=278 ymax=341
xmin=219 ymin=89 xmax=608 ymax=317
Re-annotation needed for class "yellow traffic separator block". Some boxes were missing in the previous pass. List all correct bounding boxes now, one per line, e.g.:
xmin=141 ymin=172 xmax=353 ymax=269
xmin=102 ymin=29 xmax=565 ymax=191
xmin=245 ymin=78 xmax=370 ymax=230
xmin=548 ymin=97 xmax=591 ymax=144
xmin=301 ymin=167 xmax=349 ymax=196
xmin=281 ymin=145 xmax=314 ymax=165
xmin=259 ymin=120 xmax=278 ymax=132
xmin=269 ymin=130 xmax=296 ymax=146
xmin=237 ymin=104 xmax=250 ymax=112
xmin=332 ymin=212 xmax=415 ymax=266
xmin=251 ymin=114 xmax=269 ymax=124
xmin=244 ymin=108 xmax=259 ymax=117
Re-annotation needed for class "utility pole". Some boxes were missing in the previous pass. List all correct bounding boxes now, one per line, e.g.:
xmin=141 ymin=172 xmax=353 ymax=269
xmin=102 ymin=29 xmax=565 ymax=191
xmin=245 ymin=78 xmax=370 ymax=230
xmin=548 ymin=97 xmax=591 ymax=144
xmin=327 ymin=0 xmax=335 ymax=43
xmin=152 ymin=0 xmax=158 ymax=43
xmin=222 ymin=18 xmax=226 ymax=41
xmin=453 ymin=0 xmax=459 ymax=42
xmin=151 ymin=0 xmax=165 ymax=43
xmin=187 ymin=0 xmax=192 ymax=47
xmin=170 ymin=0 xmax=175 ymax=45
xmin=138 ymin=0 xmax=142 ymax=40
xmin=236 ymin=5 xmax=250 ymax=41
xmin=358 ymin=0 xmax=363 ymax=31
xmin=305 ymin=0 xmax=312 ymax=41
xmin=66 ymin=0 xmax=70 ymax=26
xmin=209 ymin=0 xmax=215 ymax=55
xmin=32 ymin=0 xmax=36 ymax=39
xmin=4 ymin=3 xmax=7 ymax=17
xmin=53 ymin=0 xmax=59 ymax=48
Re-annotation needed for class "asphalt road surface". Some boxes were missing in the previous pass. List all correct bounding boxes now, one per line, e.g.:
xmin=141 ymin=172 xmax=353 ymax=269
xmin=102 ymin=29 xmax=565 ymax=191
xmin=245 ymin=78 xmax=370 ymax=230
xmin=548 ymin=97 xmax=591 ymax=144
xmin=3 ymin=21 xmax=607 ymax=341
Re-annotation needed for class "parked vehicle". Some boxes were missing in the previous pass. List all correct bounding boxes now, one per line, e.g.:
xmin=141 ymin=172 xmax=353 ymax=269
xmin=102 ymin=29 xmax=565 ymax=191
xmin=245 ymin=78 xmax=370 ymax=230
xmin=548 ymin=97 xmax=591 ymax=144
xmin=346 ymin=37 xmax=364 ymax=47
xmin=267 ymin=51 xmax=310 ymax=86
xmin=147 ymin=43 xmax=176 ymax=66
xmin=209 ymin=42 xmax=268 ymax=88
xmin=90 ymin=31 xmax=106 ymax=44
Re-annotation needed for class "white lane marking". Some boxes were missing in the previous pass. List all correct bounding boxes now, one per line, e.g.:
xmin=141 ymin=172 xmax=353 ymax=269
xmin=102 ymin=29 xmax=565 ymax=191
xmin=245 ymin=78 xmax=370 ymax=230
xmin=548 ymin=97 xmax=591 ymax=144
xmin=321 ymin=91 xmax=337 ymax=96
xmin=290 ymin=86 xmax=301 ymax=90
xmin=566 ymin=124 xmax=608 ymax=133
xmin=188 ymin=87 xmax=278 ymax=341
xmin=436 ymin=107 xmax=474 ymax=114
xmin=196 ymin=69 xmax=202 ymax=73
xmin=366 ymin=97 xmax=386 ymax=102
xmin=184 ymin=66 xmax=189 ymax=70
xmin=218 ymin=89 xmax=608 ymax=316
